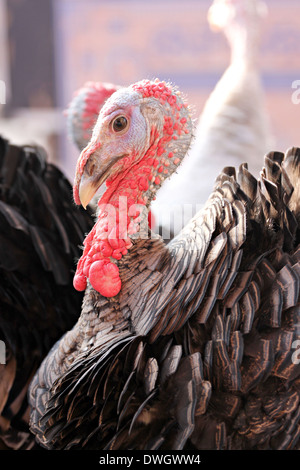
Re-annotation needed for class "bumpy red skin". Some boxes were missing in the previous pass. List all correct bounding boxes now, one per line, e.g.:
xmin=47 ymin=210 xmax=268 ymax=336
xmin=73 ymin=79 xmax=190 ymax=298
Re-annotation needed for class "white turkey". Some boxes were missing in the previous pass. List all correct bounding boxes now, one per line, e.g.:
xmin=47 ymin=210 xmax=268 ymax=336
xmin=152 ymin=0 xmax=274 ymax=238
xmin=28 ymin=78 xmax=300 ymax=450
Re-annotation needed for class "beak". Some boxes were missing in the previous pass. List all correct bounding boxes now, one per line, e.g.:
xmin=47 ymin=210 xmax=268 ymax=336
xmin=78 ymin=172 xmax=100 ymax=209
xmin=73 ymin=141 xmax=124 ymax=209
xmin=73 ymin=140 xmax=102 ymax=208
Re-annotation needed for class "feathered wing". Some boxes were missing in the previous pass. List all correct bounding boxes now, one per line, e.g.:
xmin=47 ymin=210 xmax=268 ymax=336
xmin=29 ymin=148 xmax=300 ymax=450
xmin=0 ymin=137 xmax=94 ymax=449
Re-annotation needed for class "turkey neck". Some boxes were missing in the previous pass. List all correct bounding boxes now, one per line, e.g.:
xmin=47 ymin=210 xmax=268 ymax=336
xmin=75 ymin=156 xmax=180 ymax=346
xmin=230 ymin=32 xmax=260 ymax=68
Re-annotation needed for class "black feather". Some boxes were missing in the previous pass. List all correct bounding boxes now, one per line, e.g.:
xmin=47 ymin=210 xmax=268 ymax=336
xmin=0 ymin=137 xmax=94 ymax=449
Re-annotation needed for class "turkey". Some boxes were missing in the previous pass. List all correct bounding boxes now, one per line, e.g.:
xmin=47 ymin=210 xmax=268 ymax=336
xmin=152 ymin=0 xmax=274 ymax=238
xmin=28 ymin=78 xmax=300 ymax=450
xmin=0 ymin=137 xmax=94 ymax=449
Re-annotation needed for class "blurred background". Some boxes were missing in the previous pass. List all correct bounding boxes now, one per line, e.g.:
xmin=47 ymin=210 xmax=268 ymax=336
xmin=0 ymin=0 xmax=299 ymax=182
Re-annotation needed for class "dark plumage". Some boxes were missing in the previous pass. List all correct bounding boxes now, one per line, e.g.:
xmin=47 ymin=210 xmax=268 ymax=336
xmin=28 ymin=79 xmax=300 ymax=450
xmin=0 ymin=137 xmax=94 ymax=449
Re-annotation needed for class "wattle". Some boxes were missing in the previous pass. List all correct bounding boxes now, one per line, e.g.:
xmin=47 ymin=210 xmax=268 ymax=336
xmin=89 ymin=260 xmax=122 ymax=297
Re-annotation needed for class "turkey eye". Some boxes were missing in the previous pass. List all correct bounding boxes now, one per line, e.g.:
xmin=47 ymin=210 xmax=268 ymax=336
xmin=112 ymin=116 xmax=128 ymax=133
